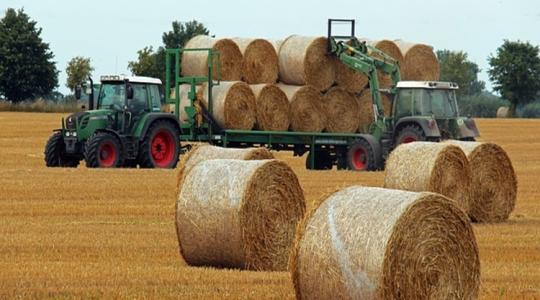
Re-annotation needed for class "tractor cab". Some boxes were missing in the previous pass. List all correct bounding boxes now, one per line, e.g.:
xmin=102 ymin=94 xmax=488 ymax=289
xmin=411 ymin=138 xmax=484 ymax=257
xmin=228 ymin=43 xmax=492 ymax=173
xmin=391 ymin=81 xmax=479 ymax=144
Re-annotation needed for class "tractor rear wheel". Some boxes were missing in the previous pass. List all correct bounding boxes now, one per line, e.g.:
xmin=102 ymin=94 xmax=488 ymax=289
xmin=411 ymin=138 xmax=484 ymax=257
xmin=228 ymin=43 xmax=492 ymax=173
xmin=346 ymin=139 xmax=377 ymax=171
xmin=395 ymin=124 xmax=426 ymax=145
xmin=44 ymin=132 xmax=80 ymax=167
xmin=138 ymin=120 xmax=180 ymax=168
xmin=85 ymin=132 xmax=123 ymax=168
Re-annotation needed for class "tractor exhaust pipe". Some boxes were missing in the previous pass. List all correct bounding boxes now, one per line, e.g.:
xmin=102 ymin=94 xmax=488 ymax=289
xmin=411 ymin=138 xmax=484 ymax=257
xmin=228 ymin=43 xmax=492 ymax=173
xmin=88 ymin=76 xmax=94 ymax=110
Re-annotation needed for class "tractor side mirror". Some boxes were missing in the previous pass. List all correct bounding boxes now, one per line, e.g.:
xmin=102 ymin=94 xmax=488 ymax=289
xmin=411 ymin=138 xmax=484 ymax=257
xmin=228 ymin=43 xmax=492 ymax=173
xmin=75 ymin=86 xmax=82 ymax=100
xmin=127 ymin=84 xmax=134 ymax=100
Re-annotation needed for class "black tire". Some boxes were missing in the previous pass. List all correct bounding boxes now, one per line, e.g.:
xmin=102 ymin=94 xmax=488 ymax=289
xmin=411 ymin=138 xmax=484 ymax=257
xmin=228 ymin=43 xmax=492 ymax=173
xmin=138 ymin=120 xmax=180 ymax=169
xmin=85 ymin=132 xmax=123 ymax=168
xmin=395 ymin=124 xmax=426 ymax=145
xmin=347 ymin=139 xmax=377 ymax=171
xmin=305 ymin=150 xmax=333 ymax=170
xmin=44 ymin=132 xmax=80 ymax=168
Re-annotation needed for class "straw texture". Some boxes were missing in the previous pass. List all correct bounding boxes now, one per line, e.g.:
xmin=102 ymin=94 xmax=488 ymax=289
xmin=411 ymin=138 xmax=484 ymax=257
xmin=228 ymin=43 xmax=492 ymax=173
xmin=176 ymin=159 xmax=305 ymax=271
xmin=367 ymin=40 xmax=404 ymax=89
xmin=276 ymin=84 xmax=326 ymax=132
xmin=166 ymin=84 xmax=198 ymax=122
xmin=181 ymin=35 xmax=242 ymax=80
xmin=278 ymin=35 xmax=335 ymax=91
xmin=198 ymin=81 xmax=256 ymax=130
xmin=395 ymin=40 xmax=439 ymax=81
xmin=384 ymin=142 xmax=472 ymax=214
xmin=290 ymin=186 xmax=480 ymax=300
xmin=323 ymin=86 xmax=360 ymax=133
xmin=233 ymin=38 xmax=278 ymax=84
xmin=250 ymin=84 xmax=290 ymax=131
xmin=445 ymin=140 xmax=517 ymax=222
xmin=356 ymin=89 xmax=392 ymax=133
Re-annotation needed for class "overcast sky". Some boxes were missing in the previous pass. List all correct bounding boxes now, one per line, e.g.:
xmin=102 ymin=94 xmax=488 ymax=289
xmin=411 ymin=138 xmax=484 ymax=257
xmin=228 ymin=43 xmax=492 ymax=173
xmin=2 ymin=0 xmax=539 ymax=94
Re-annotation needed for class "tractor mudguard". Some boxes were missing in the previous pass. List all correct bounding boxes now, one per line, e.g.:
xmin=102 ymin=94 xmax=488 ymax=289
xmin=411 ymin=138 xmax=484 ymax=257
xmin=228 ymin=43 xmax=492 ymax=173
xmin=457 ymin=117 xmax=480 ymax=139
xmin=394 ymin=117 xmax=441 ymax=139
xmin=135 ymin=113 xmax=181 ymax=141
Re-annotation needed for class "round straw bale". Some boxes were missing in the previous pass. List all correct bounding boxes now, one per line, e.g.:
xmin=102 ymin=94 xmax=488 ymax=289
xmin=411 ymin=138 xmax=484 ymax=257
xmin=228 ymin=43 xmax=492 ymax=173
xmin=276 ymin=84 xmax=326 ymax=132
xmin=394 ymin=40 xmax=439 ymax=81
xmin=250 ymin=84 xmax=290 ymax=131
xmin=384 ymin=142 xmax=472 ymax=214
xmin=356 ymin=89 xmax=392 ymax=133
xmin=278 ymin=35 xmax=335 ymax=91
xmin=445 ymin=140 xmax=517 ymax=222
xmin=198 ymin=81 xmax=256 ymax=130
xmin=167 ymin=84 xmax=198 ymax=122
xmin=233 ymin=38 xmax=278 ymax=84
xmin=497 ymin=106 xmax=509 ymax=118
xmin=367 ymin=40 xmax=404 ymax=89
xmin=291 ymin=186 xmax=480 ymax=300
xmin=176 ymin=159 xmax=306 ymax=271
xmin=181 ymin=35 xmax=242 ymax=81
xmin=334 ymin=57 xmax=369 ymax=93
xmin=323 ymin=86 xmax=360 ymax=133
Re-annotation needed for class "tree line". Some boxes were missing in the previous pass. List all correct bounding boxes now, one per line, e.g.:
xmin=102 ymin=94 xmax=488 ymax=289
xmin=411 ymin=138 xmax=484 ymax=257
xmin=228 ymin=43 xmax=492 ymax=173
xmin=1 ymin=8 xmax=539 ymax=117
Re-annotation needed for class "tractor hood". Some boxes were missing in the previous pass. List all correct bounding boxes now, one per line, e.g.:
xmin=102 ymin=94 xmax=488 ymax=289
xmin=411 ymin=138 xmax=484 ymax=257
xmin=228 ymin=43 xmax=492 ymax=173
xmin=65 ymin=109 xmax=116 ymax=141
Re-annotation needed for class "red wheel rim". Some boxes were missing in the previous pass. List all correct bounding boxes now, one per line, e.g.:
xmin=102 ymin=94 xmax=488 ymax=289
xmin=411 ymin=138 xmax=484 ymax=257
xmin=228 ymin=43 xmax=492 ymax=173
xmin=98 ymin=141 xmax=117 ymax=167
xmin=352 ymin=147 xmax=367 ymax=170
xmin=402 ymin=136 xmax=417 ymax=144
xmin=151 ymin=129 xmax=175 ymax=168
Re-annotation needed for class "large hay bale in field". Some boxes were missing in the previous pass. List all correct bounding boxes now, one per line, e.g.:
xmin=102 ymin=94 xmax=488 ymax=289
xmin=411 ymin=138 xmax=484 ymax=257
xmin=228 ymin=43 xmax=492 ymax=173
xmin=198 ymin=81 xmax=256 ymax=130
xmin=276 ymin=84 xmax=325 ymax=132
xmin=323 ymin=86 xmax=359 ymax=133
xmin=278 ymin=35 xmax=335 ymax=91
xmin=367 ymin=39 xmax=404 ymax=89
xmin=394 ymin=40 xmax=439 ymax=81
xmin=497 ymin=106 xmax=509 ymax=118
xmin=176 ymin=159 xmax=306 ymax=271
xmin=250 ymin=84 xmax=290 ymax=131
xmin=233 ymin=38 xmax=278 ymax=84
xmin=356 ymin=89 xmax=392 ymax=133
xmin=291 ymin=186 xmax=480 ymax=300
xmin=445 ymin=140 xmax=517 ymax=222
xmin=182 ymin=35 xmax=243 ymax=81
xmin=384 ymin=142 xmax=472 ymax=214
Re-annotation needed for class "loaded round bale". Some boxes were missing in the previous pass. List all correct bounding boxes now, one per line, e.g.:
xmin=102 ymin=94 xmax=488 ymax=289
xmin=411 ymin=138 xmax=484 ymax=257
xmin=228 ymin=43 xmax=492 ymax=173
xmin=394 ymin=40 xmax=439 ymax=81
xmin=356 ymin=89 xmax=393 ymax=133
xmin=276 ymin=84 xmax=326 ymax=132
xmin=233 ymin=38 xmax=278 ymax=84
xmin=334 ymin=57 xmax=368 ymax=93
xmin=445 ymin=140 xmax=517 ymax=222
xmin=198 ymin=81 xmax=256 ymax=130
xmin=383 ymin=142 xmax=472 ymax=214
xmin=166 ymin=84 xmax=199 ymax=122
xmin=290 ymin=186 xmax=480 ymax=300
xmin=366 ymin=39 xmax=404 ymax=89
xmin=278 ymin=35 xmax=335 ymax=91
xmin=250 ymin=84 xmax=290 ymax=131
xmin=176 ymin=159 xmax=306 ymax=271
xmin=323 ymin=86 xmax=360 ymax=133
xmin=497 ymin=106 xmax=509 ymax=118
xmin=181 ymin=35 xmax=243 ymax=81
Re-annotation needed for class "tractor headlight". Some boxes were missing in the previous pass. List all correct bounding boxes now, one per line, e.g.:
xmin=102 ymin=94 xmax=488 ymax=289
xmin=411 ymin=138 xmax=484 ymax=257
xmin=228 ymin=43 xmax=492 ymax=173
xmin=65 ymin=132 xmax=71 ymax=137
xmin=72 ymin=132 xmax=77 ymax=137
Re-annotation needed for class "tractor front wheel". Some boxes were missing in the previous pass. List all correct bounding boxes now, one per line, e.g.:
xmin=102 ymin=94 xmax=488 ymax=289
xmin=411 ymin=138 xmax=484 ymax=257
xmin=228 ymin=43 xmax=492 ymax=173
xmin=138 ymin=120 xmax=180 ymax=169
xmin=85 ymin=132 xmax=123 ymax=168
xmin=44 ymin=132 xmax=80 ymax=167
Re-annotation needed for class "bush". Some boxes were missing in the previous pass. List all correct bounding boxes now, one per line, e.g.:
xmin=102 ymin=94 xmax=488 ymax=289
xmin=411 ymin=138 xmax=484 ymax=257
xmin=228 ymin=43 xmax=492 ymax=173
xmin=521 ymin=102 xmax=540 ymax=118
xmin=458 ymin=93 xmax=509 ymax=118
xmin=0 ymin=98 xmax=83 ymax=113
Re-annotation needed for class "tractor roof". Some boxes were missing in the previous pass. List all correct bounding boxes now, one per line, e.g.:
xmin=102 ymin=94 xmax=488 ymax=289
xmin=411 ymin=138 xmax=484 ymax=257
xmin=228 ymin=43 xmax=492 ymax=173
xmin=396 ymin=81 xmax=459 ymax=90
xmin=100 ymin=75 xmax=162 ymax=85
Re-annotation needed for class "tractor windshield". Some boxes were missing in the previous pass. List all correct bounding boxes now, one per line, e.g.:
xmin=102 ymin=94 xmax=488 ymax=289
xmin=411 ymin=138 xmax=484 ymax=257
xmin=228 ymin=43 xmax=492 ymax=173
xmin=417 ymin=89 xmax=458 ymax=118
xmin=98 ymin=83 xmax=125 ymax=109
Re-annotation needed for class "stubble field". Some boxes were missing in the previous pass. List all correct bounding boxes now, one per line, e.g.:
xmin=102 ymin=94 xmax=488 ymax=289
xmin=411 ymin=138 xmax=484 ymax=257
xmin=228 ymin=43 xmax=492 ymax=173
xmin=0 ymin=112 xmax=539 ymax=299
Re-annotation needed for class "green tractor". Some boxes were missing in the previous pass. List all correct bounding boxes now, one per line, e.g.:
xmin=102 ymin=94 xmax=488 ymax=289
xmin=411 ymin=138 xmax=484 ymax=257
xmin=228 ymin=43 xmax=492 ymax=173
xmin=44 ymin=75 xmax=181 ymax=168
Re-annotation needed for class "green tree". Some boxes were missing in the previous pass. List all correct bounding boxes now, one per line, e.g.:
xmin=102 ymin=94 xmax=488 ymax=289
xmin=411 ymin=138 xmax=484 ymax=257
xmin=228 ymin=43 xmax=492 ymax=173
xmin=488 ymin=40 xmax=540 ymax=117
xmin=437 ymin=50 xmax=485 ymax=96
xmin=0 ymin=8 xmax=58 ymax=101
xmin=127 ymin=46 xmax=161 ymax=79
xmin=65 ymin=56 xmax=93 ymax=92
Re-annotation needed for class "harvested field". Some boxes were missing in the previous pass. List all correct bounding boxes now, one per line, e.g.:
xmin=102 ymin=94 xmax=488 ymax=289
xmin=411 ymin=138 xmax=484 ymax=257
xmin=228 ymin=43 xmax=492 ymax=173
xmin=0 ymin=113 xmax=539 ymax=299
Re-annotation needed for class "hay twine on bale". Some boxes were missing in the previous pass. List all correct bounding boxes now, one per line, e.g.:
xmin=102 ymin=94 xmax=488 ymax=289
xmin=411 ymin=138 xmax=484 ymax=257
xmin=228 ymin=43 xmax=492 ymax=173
xmin=276 ymin=84 xmax=326 ymax=132
xmin=445 ymin=140 xmax=517 ymax=222
xmin=323 ymin=86 xmax=360 ymax=133
xmin=198 ymin=81 xmax=256 ymax=130
xmin=356 ymin=89 xmax=392 ymax=133
xmin=384 ymin=142 xmax=472 ymax=214
xmin=278 ymin=35 xmax=335 ymax=91
xmin=176 ymin=159 xmax=305 ymax=271
xmin=233 ymin=38 xmax=278 ymax=84
xmin=394 ymin=40 xmax=439 ymax=81
xmin=250 ymin=84 xmax=290 ymax=131
xmin=290 ymin=186 xmax=480 ymax=300
xmin=182 ymin=35 xmax=243 ymax=81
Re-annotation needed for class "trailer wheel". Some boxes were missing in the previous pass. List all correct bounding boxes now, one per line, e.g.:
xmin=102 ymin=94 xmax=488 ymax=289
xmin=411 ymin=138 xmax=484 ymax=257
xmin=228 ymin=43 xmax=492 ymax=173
xmin=44 ymin=132 xmax=80 ymax=167
xmin=85 ymin=132 xmax=123 ymax=168
xmin=305 ymin=150 xmax=333 ymax=170
xmin=347 ymin=139 xmax=378 ymax=171
xmin=395 ymin=124 xmax=426 ymax=145
xmin=139 ymin=120 xmax=180 ymax=169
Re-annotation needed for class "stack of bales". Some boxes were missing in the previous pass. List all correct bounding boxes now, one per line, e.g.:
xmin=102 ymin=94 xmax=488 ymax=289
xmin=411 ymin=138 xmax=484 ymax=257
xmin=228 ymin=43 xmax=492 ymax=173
xmin=179 ymin=34 xmax=439 ymax=133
